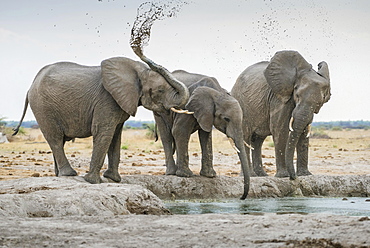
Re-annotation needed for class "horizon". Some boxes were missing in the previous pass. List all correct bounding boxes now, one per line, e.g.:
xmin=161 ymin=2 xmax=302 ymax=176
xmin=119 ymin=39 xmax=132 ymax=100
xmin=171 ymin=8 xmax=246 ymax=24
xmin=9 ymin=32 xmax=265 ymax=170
xmin=4 ymin=119 xmax=370 ymax=126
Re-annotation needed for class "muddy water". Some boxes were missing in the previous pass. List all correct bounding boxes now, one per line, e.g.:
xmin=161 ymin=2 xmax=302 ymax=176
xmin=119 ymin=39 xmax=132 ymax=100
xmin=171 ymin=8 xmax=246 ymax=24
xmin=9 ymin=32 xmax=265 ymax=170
xmin=166 ymin=197 xmax=370 ymax=216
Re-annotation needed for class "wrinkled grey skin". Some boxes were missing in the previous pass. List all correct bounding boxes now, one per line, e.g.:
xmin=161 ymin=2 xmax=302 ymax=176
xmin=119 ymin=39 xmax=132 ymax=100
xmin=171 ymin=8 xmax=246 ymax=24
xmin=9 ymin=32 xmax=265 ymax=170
xmin=13 ymin=57 xmax=189 ymax=184
xmin=231 ymin=51 xmax=331 ymax=179
xmin=155 ymin=70 xmax=250 ymax=199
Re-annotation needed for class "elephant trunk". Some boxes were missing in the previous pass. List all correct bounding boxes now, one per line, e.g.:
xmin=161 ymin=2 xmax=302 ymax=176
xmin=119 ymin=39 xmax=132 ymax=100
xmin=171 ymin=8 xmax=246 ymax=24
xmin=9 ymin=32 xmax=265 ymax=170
xmin=285 ymin=129 xmax=299 ymax=180
xmin=286 ymin=107 xmax=314 ymax=180
xmin=235 ymin=138 xmax=250 ymax=200
xmin=135 ymin=52 xmax=190 ymax=109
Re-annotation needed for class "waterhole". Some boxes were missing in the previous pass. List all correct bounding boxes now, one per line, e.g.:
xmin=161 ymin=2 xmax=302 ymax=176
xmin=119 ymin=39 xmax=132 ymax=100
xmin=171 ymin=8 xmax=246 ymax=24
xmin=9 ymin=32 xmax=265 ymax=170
xmin=165 ymin=197 xmax=370 ymax=216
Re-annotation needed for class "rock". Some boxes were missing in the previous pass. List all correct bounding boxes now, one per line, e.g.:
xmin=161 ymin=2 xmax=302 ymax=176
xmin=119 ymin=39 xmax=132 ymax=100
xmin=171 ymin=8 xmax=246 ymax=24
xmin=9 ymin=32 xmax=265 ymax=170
xmin=0 ymin=177 xmax=170 ymax=217
xmin=1 ymin=174 xmax=369 ymax=218
xmin=121 ymin=174 xmax=370 ymax=200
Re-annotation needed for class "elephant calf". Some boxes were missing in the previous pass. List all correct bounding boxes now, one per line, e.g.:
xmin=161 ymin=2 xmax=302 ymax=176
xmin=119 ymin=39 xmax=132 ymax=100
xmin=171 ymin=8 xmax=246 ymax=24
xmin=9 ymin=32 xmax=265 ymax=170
xmin=231 ymin=50 xmax=331 ymax=179
xmin=155 ymin=70 xmax=250 ymax=199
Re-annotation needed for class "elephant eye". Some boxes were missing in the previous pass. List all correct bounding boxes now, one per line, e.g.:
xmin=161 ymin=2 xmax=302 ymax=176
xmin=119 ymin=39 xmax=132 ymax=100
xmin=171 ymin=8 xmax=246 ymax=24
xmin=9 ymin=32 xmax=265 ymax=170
xmin=224 ymin=117 xmax=230 ymax=122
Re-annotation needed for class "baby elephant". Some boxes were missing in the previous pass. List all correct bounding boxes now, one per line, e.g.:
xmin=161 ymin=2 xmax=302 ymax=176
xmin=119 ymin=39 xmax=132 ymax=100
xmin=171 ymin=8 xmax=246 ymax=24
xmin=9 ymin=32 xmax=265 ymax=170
xmin=155 ymin=70 xmax=251 ymax=199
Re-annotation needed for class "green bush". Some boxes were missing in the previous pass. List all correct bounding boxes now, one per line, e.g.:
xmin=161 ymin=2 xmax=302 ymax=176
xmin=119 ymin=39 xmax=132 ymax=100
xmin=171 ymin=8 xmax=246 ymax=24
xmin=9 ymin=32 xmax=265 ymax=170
xmin=121 ymin=144 xmax=129 ymax=150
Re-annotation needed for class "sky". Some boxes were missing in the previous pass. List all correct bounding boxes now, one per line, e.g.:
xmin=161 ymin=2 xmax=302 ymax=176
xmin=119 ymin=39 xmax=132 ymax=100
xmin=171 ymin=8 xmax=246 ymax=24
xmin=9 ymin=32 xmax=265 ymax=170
xmin=1 ymin=0 xmax=370 ymax=122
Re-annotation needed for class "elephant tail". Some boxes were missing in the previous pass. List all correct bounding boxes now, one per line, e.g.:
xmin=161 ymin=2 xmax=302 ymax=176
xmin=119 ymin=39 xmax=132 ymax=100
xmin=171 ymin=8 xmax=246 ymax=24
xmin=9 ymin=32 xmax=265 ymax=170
xmin=13 ymin=92 xmax=29 ymax=136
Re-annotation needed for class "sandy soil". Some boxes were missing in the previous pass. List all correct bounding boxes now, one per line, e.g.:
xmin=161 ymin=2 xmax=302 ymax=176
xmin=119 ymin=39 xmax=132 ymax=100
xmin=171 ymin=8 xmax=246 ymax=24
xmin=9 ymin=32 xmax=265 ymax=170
xmin=1 ymin=128 xmax=370 ymax=180
xmin=1 ymin=128 xmax=370 ymax=247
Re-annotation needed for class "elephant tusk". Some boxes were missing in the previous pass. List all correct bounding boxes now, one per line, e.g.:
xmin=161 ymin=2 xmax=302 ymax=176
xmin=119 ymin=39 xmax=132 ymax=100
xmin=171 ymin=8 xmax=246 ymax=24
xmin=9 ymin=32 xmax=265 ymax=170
xmin=244 ymin=141 xmax=254 ymax=150
xmin=228 ymin=138 xmax=240 ymax=153
xmin=170 ymin=107 xmax=194 ymax=115
xmin=289 ymin=117 xmax=294 ymax=132
xmin=306 ymin=124 xmax=311 ymax=138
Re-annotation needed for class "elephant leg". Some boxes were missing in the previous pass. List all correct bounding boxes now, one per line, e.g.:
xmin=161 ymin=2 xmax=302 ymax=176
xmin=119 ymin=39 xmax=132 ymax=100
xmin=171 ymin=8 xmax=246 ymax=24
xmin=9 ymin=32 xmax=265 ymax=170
xmin=36 ymin=117 xmax=76 ymax=177
xmin=296 ymin=128 xmax=312 ymax=176
xmin=52 ymin=139 xmax=67 ymax=176
xmin=84 ymin=130 xmax=115 ymax=184
xmin=273 ymin=135 xmax=290 ymax=178
xmin=45 ymin=140 xmax=77 ymax=177
xmin=251 ymin=134 xmax=268 ymax=177
xmin=198 ymin=129 xmax=216 ymax=178
xmin=242 ymin=129 xmax=257 ymax=177
xmin=172 ymin=116 xmax=195 ymax=177
xmin=103 ymin=123 xmax=124 ymax=182
xmin=154 ymin=114 xmax=176 ymax=175
xmin=53 ymin=156 xmax=59 ymax=176
xmin=43 ymin=132 xmax=77 ymax=177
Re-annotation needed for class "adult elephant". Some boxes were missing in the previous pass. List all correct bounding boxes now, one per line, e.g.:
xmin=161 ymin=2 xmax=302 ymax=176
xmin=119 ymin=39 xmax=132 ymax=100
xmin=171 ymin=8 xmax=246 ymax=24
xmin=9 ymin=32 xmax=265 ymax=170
xmin=13 ymin=55 xmax=190 ymax=184
xmin=231 ymin=50 xmax=331 ymax=180
xmin=155 ymin=70 xmax=250 ymax=199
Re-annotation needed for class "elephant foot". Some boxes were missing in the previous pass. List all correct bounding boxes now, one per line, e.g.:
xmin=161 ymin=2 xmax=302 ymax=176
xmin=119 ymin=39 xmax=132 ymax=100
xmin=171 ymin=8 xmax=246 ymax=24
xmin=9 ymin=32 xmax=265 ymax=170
xmin=84 ymin=172 xmax=103 ymax=184
xmin=248 ymin=171 xmax=259 ymax=177
xmin=274 ymin=170 xmax=290 ymax=178
xmin=58 ymin=166 xmax=78 ymax=177
xmin=200 ymin=167 xmax=217 ymax=178
xmin=297 ymin=170 xmax=313 ymax=176
xmin=166 ymin=164 xmax=177 ymax=175
xmin=254 ymin=168 xmax=268 ymax=177
xmin=54 ymin=164 xmax=59 ymax=176
xmin=103 ymin=169 xmax=121 ymax=182
xmin=176 ymin=167 xmax=194 ymax=177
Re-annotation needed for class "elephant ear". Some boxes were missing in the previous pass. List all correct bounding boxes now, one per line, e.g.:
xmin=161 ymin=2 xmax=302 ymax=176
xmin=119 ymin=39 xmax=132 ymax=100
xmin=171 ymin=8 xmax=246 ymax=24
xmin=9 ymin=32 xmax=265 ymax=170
xmin=185 ymin=86 xmax=216 ymax=132
xmin=317 ymin=61 xmax=330 ymax=82
xmin=101 ymin=57 xmax=142 ymax=117
xmin=264 ymin=50 xmax=312 ymax=103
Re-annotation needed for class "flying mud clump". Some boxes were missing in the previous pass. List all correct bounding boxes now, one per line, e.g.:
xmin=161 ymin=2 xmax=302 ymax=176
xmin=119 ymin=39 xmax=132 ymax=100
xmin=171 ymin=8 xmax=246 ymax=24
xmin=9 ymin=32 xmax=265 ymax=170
xmin=130 ymin=0 xmax=188 ymax=57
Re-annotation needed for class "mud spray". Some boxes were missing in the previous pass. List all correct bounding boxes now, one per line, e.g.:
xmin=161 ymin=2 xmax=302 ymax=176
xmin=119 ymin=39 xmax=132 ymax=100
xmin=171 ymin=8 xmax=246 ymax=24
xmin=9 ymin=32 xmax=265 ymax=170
xmin=130 ymin=0 xmax=188 ymax=57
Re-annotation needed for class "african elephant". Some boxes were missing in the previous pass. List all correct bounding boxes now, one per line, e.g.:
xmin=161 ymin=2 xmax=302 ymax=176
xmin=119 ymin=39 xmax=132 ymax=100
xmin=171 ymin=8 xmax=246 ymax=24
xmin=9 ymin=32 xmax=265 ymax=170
xmin=155 ymin=70 xmax=250 ymax=199
xmin=13 ymin=55 xmax=190 ymax=184
xmin=231 ymin=50 xmax=331 ymax=180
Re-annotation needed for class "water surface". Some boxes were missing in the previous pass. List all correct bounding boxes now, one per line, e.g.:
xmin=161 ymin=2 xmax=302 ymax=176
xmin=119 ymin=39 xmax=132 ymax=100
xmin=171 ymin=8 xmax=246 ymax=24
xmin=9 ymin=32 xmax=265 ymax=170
xmin=165 ymin=197 xmax=370 ymax=216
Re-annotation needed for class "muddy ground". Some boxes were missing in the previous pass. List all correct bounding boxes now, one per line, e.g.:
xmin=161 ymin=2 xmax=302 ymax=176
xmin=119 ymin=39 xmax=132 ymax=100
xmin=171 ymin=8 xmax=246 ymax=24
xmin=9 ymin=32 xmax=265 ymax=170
xmin=0 ymin=128 xmax=370 ymax=247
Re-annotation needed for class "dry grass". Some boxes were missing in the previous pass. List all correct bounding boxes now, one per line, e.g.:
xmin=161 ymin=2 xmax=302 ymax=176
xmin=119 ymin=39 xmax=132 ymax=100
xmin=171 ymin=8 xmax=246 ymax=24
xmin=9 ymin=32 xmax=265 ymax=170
xmin=1 ymin=128 xmax=370 ymax=180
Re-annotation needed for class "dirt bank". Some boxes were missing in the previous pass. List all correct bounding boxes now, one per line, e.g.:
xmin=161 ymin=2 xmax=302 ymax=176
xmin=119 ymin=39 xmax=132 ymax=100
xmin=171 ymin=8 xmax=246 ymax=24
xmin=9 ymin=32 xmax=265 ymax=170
xmin=1 ymin=213 xmax=369 ymax=247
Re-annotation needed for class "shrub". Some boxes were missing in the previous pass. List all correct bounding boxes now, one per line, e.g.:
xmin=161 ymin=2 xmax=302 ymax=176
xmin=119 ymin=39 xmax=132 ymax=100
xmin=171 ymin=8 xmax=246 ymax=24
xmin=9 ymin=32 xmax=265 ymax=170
xmin=310 ymin=129 xmax=331 ymax=139
xmin=331 ymin=126 xmax=342 ymax=131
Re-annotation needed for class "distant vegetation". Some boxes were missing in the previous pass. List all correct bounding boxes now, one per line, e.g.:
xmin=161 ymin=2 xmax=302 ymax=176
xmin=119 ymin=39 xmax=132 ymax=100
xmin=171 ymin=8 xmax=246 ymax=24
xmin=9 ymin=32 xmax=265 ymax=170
xmin=312 ymin=120 xmax=370 ymax=130
xmin=4 ymin=119 xmax=370 ymax=131
xmin=0 ymin=116 xmax=6 ymax=131
xmin=6 ymin=120 xmax=38 ymax=129
xmin=5 ymin=120 xmax=155 ymax=130
xmin=123 ymin=120 xmax=155 ymax=130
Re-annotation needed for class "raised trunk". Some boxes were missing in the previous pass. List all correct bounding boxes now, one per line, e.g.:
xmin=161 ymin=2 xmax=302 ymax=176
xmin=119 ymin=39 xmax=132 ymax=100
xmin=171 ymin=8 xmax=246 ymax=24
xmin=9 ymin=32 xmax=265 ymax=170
xmin=136 ymin=54 xmax=189 ymax=109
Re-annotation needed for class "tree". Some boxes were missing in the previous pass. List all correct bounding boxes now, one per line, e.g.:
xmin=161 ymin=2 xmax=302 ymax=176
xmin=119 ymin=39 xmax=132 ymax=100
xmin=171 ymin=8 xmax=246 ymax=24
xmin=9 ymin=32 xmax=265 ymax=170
xmin=0 ymin=116 xmax=7 ymax=132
